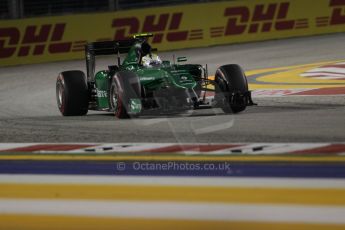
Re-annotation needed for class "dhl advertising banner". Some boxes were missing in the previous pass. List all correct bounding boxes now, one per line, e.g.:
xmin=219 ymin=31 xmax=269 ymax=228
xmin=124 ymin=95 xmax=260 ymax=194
xmin=1 ymin=0 xmax=345 ymax=66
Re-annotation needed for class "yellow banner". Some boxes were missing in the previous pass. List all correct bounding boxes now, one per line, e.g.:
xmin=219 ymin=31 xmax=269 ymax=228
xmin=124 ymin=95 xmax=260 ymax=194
xmin=1 ymin=0 xmax=345 ymax=66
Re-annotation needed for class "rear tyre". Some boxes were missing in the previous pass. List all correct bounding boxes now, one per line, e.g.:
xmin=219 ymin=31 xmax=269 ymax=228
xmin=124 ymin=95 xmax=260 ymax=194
xmin=109 ymin=71 xmax=141 ymax=119
xmin=214 ymin=64 xmax=248 ymax=113
xmin=56 ymin=70 xmax=88 ymax=116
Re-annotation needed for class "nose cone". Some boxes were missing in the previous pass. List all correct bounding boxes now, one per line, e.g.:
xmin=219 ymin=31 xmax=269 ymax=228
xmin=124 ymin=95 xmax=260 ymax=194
xmin=168 ymin=69 xmax=197 ymax=89
xmin=136 ymin=67 xmax=197 ymax=89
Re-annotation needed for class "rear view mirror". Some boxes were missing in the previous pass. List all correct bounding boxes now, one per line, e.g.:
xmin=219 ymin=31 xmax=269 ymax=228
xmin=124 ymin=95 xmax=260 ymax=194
xmin=177 ymin=57 xmax=187 ymax=62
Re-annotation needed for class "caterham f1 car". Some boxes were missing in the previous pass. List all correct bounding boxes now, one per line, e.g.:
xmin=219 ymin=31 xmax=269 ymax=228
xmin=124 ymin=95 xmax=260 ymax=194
xmin=56 ymin=33 xmax=255 ymax=118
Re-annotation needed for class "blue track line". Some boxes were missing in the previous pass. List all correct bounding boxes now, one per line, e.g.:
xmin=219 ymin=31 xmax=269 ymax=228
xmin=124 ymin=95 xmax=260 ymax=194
xmin=1 ymin=160 xmax=345 ymax=178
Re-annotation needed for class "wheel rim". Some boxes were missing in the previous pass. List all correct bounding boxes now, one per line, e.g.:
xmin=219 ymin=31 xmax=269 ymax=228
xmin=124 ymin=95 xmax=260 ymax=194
xmin=56 ymin=81 xmax=64 ymax=111
xmin=111 ymin=83 xmax=119 ymax=112
xmin=58 ymin=86 xmax=63 ymax=106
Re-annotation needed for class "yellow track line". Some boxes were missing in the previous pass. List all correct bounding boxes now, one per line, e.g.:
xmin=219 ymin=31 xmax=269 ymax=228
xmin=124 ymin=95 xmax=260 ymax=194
xmin=1 ymin=184 xmax=345 ymax=206
xmin=0 ymin=215 xmax=344 ymax=230
xmin=245 ymin=59 xmax=345 ymax=90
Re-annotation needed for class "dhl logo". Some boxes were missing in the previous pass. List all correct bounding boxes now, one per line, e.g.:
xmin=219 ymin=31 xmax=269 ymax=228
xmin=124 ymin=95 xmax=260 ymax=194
xmin=215 ymin=0 xmax=345 ymax=36
xmin=222 ymin=2 xmax=295 ymax=35
xmin=112 ymin=12 xmax=191 ymax=43
xmin=316 ymin=0 xmax=345 ymax=27
xmin=0 ymin=0 xmax=344 ymax=60
xmin=0 ymin=23 xmax=72 ymax=58
xmin=329 ymin=0 xmax=345 ymax=24
xmin=111 ymin=2 xmax=297 ymax=43
xmin=111 ymin=1 xmax=345 ymax=41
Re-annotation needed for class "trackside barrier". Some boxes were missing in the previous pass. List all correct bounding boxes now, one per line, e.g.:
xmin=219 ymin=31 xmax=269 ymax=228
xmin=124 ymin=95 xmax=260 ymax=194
xmin=0 ymin=0 xmax=345 ymax=66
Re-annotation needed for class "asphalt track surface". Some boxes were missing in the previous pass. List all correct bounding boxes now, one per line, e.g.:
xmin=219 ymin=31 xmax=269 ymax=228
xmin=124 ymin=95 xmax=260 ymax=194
xmin=0 ymin=33 xmax=344 ymax=143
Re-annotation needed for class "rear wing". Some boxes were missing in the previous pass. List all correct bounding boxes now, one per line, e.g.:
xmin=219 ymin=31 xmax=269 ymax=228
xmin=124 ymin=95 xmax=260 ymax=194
xmin=85 ymin=39 xmax=137 ymax=81
xmin=86 ymin=39 xmax=136 ymax=56
xmin=85 ymin=33 xmax=155 ymax=81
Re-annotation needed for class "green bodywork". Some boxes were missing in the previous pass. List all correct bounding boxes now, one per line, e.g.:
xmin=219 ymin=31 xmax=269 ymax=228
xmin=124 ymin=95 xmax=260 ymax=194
xmin=94 ymin=42 xmax=198 ymax=111
xmin=94 ymin=71 xmax=109 ymax=109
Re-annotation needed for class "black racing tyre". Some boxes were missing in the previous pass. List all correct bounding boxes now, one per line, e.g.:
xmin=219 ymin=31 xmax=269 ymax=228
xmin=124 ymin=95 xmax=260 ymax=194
xmin=109 ymin=71 xmax=141 ymax=119
xmin=56 ymin=70 xmax=89 ymax=116
xmin=214 ymin=64 xmax=248 ymax=113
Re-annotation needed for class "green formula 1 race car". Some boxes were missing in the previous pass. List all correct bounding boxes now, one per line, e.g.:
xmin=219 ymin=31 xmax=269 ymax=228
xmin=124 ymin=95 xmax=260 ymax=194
xmin=56 ymin=33 xmax=255 ymax=118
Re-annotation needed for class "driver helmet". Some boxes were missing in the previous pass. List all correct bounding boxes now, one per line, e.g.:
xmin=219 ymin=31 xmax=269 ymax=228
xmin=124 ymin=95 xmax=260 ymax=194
xmin=141 ymin=53 xmax=162 ymax=67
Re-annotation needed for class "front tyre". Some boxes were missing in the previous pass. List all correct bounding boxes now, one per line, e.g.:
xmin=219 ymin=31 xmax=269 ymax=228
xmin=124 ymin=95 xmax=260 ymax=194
xmin=56 ymin=70 xmax=89 ymax=116
xmin=215 ymin=64 xmax=248 ymax=113
xmin=109 ymin=71 xmax=142 ymax=119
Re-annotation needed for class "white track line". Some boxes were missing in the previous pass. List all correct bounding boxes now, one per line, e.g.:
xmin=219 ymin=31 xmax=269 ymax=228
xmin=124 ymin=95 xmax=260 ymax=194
xmin=0 ymin=143 xmax=38 ymax=151
xmin=304 ymin=67 xmax=345 ymax=74
xmin=1 ymin=175 xmax=345 ymax=188
xmin=251 ymin=89 xmax=310 ymax=97
xmin=311 ymin=76 xmax=345 ymax=80
xmin=1 ymin=199 xmax=345 ymax=224
xmin=209 ymin=143 xmax=328 ymax=155
xmin=1 ymin=143 xmax=342 ymax=154
xmin=301 ymin=73 xmax=345 ymax=77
